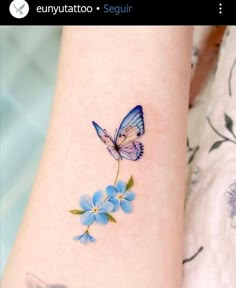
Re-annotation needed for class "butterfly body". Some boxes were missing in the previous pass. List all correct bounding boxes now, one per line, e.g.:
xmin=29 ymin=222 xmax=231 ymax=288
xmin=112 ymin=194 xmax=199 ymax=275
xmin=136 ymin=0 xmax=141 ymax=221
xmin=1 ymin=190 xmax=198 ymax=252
xmin=92 ymin=105 xmax=144 ymax=161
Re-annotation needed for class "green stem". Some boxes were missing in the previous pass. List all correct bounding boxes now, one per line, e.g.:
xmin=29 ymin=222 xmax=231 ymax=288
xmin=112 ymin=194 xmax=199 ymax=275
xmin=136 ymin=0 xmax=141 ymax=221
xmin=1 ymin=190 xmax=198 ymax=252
xmin=207 ymin=117 xmax=236 ymax=144
xmin=103 ymin=160 xmax=121 ymax=202
xmin=182 ymin=246 xmax=204 ymax=264
xmin=81 ymin=161 xmax=121 ymax=235
xmin=114 ymin=159 xmax=120 ymax=185
xmin=230 ymin=129 xmax=236 ymax=140
xmin=188 ymin=145 xmax=199 ymax=165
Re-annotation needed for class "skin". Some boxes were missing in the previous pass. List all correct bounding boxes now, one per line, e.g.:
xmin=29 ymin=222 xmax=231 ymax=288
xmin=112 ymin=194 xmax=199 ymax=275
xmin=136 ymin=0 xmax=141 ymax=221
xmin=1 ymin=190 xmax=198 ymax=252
xmin=2 ymin=26 xmax=193 ymax=288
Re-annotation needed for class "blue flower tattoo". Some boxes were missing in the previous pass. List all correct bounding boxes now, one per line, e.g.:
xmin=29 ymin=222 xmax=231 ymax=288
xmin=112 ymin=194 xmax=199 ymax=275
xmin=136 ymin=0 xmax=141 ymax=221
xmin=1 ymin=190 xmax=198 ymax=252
xmin=74 ymin=231 xmax=96 ymax=244
xmin=106 ymin=181 xmax=135 ymax=213
xmin=79 ymin=191 xmax=114 ymax=225
xmin=70 ymin=105 xmax=145 ymax=244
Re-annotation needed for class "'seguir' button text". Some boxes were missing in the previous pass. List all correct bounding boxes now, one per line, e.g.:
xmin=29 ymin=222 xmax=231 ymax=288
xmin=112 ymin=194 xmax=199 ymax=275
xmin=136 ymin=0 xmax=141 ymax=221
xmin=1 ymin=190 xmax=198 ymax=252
xmin=103 ymin=4 xmax=132 ymax=15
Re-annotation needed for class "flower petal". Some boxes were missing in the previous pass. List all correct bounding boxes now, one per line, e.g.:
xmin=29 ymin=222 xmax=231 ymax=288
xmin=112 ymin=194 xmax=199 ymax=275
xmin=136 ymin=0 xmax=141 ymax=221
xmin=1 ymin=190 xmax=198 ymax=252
xmin=79 ymin=195 xmax=93 ymax=211
xmin=109 ymin=197 xmax=120 ymax=212
xmin=229 ymin=182 xmax=236 ymax=193
xmin=120 ymin=199 xmax=132 ymax=213
xmin=74 ymin=234 xmax=86 ymax=243
xmin=87 ymin=234 xmax=96 ymax=243
xmin=99 ymin=201 xmax=114 ymax=212
xmin=95 ymin=213 xmax=109 ymax=225
xmin=106 ymin=185 xmax=118 ymax=197
xmin=225 ymin=191 xmax=236 ymax=204
xmin=116 ymin=180 xmax=126 ymax=193
xmin=80 ymin=211 xmax=95 ymax=225
xmin=124 ymin=191 xmax=135 ymax=201
xmin=229 ymin=205 xmax=236 ymax=218
xmin=74 ymin=232 xmax=96 ymax=244
xmin=93 ymin=190 xmax=103 ymax=206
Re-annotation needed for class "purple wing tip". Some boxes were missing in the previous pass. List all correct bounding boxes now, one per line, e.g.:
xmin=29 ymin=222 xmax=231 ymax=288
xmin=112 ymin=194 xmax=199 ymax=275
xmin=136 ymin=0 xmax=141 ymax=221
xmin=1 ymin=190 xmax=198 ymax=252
xmin=134 ymin=105 xmax=142 ymax=110
xmin=92 ymin=121 xmax=100 ymax=133
xmin=126 ymin=105 xmax=143 ymax=117
xmin=92 ymin=121 xmax=97 ymax=127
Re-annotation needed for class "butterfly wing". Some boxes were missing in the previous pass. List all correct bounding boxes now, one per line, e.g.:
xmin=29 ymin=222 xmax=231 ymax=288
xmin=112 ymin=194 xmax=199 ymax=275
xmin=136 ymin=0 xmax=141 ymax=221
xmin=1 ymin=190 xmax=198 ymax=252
xmin=92 ymin=121 xmax=121 ymax=160
xmin=115 ymin=105 xmax=145 ymax=160
xmin=118 ymin=141 xmax=144 ymax=161
xmin=92 ymin=105 xmax=144 ymax=161
xmin=115 ymin=105 xmax=144 ymax=147
xmin=92 ymin=121 xmax=115 ymax=146
xmin=106 ymin=146 xmax=120 ymax=160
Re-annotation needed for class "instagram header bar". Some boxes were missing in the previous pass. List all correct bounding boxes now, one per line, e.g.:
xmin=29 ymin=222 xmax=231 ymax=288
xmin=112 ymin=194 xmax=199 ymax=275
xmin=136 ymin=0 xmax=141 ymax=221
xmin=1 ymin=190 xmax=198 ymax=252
xmin=2 ymin=0 xmax=236 ymax=25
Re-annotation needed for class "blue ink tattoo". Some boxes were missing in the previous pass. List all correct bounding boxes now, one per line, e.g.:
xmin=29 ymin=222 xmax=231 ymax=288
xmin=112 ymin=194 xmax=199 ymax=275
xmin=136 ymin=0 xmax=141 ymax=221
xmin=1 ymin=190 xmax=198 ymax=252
xmin=70 ymin=105 xmax=145 ymax=244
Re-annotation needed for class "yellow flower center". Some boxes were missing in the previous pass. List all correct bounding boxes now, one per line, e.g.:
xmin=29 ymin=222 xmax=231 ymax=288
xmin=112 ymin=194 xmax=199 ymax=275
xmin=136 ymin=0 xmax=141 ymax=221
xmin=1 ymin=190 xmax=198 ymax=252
xmin=117 ymin=193 xmax=124 ymax=200
xmin=91 ymin=206 xmax=99 ymax=214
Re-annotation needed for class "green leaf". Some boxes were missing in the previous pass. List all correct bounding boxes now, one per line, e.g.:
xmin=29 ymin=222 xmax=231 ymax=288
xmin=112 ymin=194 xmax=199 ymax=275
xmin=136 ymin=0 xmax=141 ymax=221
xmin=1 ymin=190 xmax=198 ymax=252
xmin=188 ymin=146 xmax=199 ymax=164
xmin=69 ymin=209 xmax=85 ymax=215
xmin=209 ymin=140 xmax=225 ymax=152
xmin=225 ymin=113 xmax=234 ymax=134
xmin=187 ymin=137 xmax=189 ymax=148
xmin=105 ymin=213 xmax=117 ymax=223
xmin=126 ymin=176 xmax=134 ymax=191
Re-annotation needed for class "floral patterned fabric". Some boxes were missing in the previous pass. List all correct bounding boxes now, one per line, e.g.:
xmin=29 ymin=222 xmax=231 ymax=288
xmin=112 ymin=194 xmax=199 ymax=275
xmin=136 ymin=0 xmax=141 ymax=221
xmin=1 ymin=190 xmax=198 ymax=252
xmin=184 ymin=26 xmax=236 ymax=288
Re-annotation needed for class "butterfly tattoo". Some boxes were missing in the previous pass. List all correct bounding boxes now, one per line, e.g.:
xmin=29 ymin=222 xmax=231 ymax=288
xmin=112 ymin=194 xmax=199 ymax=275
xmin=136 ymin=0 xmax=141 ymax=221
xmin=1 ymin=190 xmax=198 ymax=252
xmin=25 ymin=273 xmax=66 ymax=288
xmin=92 ymin=105 xmax=145 ymax=161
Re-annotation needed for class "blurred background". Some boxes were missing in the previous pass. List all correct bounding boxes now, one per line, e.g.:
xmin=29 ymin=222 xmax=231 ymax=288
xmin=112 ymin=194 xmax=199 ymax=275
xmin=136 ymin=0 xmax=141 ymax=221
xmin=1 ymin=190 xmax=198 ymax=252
xmin=0 ymin=26 xmax=62 ymax=276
